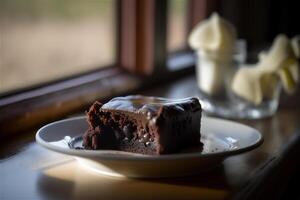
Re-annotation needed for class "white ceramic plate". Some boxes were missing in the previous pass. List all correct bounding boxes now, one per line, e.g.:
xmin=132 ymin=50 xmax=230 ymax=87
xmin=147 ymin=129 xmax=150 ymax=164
xmin=36 ymin=116 xmax=263 ymax=178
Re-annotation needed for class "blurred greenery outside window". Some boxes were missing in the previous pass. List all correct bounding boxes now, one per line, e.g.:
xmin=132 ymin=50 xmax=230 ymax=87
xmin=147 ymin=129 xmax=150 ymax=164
xmin=0 ymin=0 xmax=116 ymax=94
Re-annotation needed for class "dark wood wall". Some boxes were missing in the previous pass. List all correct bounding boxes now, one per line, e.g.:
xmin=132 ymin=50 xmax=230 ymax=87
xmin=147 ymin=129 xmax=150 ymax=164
xmin=215 ymin=0 xmax=299 ymax=51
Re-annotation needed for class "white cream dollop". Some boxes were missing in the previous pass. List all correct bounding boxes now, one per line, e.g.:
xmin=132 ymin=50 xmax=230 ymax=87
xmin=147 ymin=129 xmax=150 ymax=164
xmin=231 ymin=34 xmax=299 ymax=105
xmin=188 ymin=12 xmax=237 ymax=54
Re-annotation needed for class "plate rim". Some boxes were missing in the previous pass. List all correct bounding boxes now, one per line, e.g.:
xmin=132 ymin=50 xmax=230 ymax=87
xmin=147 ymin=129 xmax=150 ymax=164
xmin=36 ymin=116 xmax=263 ymax=161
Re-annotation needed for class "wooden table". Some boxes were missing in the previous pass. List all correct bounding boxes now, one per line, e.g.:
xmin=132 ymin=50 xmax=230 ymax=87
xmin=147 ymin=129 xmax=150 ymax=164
xmin=1 ymin=75 xmax=300 ymax=200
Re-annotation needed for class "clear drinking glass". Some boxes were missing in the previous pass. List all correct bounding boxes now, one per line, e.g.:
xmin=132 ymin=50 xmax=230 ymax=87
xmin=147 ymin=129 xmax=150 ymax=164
xmin=196 ymin=40 xmax=281 ymax=119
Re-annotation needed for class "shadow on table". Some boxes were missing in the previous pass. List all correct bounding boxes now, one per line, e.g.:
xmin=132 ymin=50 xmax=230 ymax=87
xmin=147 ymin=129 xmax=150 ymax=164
xmin=143 ymin=164 xmax=229 ymax=189
xmin=37 ymin=172 xmax=75 ymax=200
xmin=36 ymin=162 xmax=229 ymax=200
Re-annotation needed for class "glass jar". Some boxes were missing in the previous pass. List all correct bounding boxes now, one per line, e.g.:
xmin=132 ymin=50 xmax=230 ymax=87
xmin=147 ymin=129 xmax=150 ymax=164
xmin=196 ymin=40 xmax=281 ymax=119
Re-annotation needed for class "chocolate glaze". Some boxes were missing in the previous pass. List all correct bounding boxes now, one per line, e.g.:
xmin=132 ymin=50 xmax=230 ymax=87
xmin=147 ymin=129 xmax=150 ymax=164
xmin=83 ymin=95 xmax=202 ymax=155
xmin=102 ymin=95 xmax=201 ymax=114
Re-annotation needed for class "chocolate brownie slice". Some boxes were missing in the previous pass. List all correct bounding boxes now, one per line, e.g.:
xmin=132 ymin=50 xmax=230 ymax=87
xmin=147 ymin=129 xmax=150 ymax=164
xmin=83 ymin=95 xmax=202 ymax=155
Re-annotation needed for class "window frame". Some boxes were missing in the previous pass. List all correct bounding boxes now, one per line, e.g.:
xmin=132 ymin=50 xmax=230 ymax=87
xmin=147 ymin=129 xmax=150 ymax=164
xmin=119 ymin=0 xmax=167 ymax=75
xmin=166 ymin=0 xmax=218 ymax=71
xmin=0 ymin=0 xmax=214 ymax=136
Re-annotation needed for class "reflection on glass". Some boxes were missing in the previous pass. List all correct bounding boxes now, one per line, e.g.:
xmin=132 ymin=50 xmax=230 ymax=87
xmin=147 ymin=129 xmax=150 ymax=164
xmin=0 ymin=0 xmax=116 ymax=94
xmin=167 ymin=0 xmax=188 ymax=52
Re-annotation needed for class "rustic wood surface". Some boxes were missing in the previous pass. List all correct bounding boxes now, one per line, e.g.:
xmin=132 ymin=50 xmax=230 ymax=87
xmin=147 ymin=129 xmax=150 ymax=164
xmin=1 ymin=75 xmax=300 ymax=200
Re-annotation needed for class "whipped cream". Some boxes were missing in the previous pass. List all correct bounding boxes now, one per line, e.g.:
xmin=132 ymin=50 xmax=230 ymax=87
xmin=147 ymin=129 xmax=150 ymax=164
xmin=231 ymin=34 xmax=299 ymax=105
xmin=188 ymin=12 xmax=237 ymax=95
xmin=188 ymin=12 xmax=236 ymax=54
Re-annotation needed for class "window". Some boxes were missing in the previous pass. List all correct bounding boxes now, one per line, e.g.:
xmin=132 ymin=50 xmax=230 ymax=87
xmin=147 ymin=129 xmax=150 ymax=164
xmin=0 ymin=0 xmax=211 ymax=135
xmin=0 ymin=0 xmax=116 ymax=95
xmin=167 ymin=0 xmax=194 ymax=71
xmin=167 ymin=0 xmax=188 ymax=52
xmin=167 ymin=0 xmax=213 ymax=71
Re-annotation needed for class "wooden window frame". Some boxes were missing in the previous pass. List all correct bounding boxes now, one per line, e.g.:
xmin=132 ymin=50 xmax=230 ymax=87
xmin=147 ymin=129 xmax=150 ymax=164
xmin=0 ymin=0 xmax=214 ymax=137
xmin=119 ymin=0 xmax=167 ymax=75
xmin=167 ymin=0 xmax=218 ymax=71
xmin=187 ymin=0 xmax=219 ymax=33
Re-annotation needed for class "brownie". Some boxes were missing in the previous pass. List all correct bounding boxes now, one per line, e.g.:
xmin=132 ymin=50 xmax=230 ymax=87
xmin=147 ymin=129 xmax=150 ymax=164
xmin=83 ymin=95 xmax=202 ymax=155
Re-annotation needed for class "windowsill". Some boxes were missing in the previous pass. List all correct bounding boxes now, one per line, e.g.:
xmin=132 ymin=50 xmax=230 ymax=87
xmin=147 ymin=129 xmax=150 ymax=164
xmin=0 ymin=66 xmax=118 ymax=105
xmin=0 ymin=67 xmax=141 ymax=136
xmin=0 ymin=55 xmax=196 ymax=137
xmin=167 ymin=50 xmax=196 ymax=71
